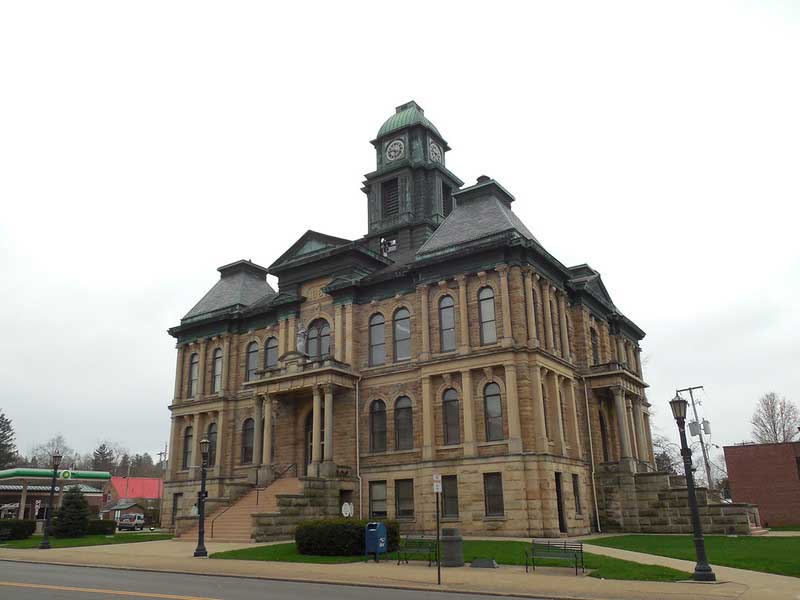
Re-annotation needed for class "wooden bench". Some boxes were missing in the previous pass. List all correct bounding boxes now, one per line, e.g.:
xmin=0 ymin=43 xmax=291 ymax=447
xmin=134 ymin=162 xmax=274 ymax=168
xmin=396 ymin=535 xmax=436 ymax=566
xmin=524 ymin=539 xmax=585 ymax=575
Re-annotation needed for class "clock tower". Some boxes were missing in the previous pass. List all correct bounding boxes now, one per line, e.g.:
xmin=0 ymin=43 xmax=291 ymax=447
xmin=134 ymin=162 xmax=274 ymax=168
xmin=362 ymin=101 xmax=463 ymax=257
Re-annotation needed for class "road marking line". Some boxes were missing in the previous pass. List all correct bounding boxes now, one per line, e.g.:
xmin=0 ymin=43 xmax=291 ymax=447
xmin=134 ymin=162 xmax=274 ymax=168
xmin=0 ymin=581 xmax=223 ymax=600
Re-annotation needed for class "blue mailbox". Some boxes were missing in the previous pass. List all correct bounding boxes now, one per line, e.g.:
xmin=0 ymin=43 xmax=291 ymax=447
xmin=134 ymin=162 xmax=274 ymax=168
xmin=364 ymin=521 xmax=387 ymax=562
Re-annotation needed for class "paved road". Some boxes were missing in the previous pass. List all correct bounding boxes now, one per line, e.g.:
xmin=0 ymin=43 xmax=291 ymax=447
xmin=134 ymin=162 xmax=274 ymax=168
xmin=0 ymin=561 xmax=540 ymax=600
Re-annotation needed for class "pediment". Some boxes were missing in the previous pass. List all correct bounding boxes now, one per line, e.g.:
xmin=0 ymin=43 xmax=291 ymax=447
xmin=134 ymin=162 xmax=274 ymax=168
xmin=269 ymin=230 xmax=351 ymax=271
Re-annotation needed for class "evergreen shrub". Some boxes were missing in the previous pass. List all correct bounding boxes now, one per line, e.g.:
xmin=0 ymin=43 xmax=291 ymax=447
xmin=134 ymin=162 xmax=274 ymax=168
xmin=52 ymin=486 xmax=90 ymax=538
xmin=0 ymin=519 xmax=36 ymax=540
xmin=295 ymin=518 xmax=399 ymax=556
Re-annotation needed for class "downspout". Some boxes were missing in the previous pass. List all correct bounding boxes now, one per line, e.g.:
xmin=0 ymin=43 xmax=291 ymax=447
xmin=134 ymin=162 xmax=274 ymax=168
xmin=584 ymin=379 xmax=601 ymax=533
xmin=355 ymin=376 xmax=363 ymax=519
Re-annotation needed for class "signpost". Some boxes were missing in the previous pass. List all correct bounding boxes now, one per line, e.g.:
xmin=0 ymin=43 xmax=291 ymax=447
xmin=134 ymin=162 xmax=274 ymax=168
xmin=433 ymin=473 xmax=442 ymax=585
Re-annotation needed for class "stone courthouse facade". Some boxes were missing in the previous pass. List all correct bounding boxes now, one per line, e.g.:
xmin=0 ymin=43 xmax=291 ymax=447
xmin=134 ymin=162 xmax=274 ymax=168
xmin=164 ymin=101 xmax=661 ymax=539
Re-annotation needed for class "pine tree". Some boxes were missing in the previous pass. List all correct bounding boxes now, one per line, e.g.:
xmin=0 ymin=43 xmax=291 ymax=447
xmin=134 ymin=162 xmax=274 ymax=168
xmin=53 ymin=486 xmax=90 ymax=538
xmin=0 ymin=411 xmax=17 ymax=468
xmin=92 ymin=443 xmax=116 ymax=472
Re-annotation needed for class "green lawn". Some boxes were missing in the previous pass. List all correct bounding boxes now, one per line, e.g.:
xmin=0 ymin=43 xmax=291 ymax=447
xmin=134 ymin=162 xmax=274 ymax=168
xmin=588 ymin=535 xmax=800 ymax=578
xmin=2 ymin=533 xmax=172 ymax=549
xmin=768 ymin=525 xmax=800 ymax=532
xmin=212 ymin=540 xmax=690 ymax=581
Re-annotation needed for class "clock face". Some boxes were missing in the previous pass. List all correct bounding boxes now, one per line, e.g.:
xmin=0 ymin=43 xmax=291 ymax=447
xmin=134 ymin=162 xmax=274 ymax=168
xmin=385 ymin=139 xmax=405 ymax=161
xmin=429 ymin=141 xmax=443 ymax=163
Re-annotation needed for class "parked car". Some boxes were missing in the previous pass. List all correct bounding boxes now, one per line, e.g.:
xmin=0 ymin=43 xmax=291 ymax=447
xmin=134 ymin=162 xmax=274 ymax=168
xmin=117 ymin=513 xmax=145 ymax=531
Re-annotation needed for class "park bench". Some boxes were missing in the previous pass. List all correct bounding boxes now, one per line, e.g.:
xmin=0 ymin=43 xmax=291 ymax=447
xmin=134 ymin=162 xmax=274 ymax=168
xmin=396 ymin=534 xmax=436 ymax=566
xmin=524 ymin=539 xmax=585 ymax=575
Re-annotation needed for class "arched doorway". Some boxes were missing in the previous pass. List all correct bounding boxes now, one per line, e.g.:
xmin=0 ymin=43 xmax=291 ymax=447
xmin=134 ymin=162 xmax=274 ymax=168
xmin=304 ymin=409 xmax=325 ymax=475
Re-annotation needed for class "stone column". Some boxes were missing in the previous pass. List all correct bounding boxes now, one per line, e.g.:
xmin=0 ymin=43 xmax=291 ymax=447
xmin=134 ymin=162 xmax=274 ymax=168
xmin=173 ymin=345 xmax=185 ymax=401
xmin=287 ymin=314 xmax=296 ymax=352
xmin=461 ymin=369 xmax=477 ymax=457
xmin=418 ymin=284 xmax=430 ymax=360
xmin=334 ymin=304 xmax=344 ymax=362
xmin=504 ymin=362 xmax=522 ymax=453
xmin=612 ymin=386 xmax=635 ymax=471
xmin=531 ymin=366 xmax=548 ymax=452
xmin=422 ymin=375 xmax=434 ymax=460
xmin=496 ymin=264 xmax=513 ymax=347
xmin=321 ymin=384 xmax=335 ymax=477
xmin=222 ymin=335 xmax=232 ymax=392
xmin=633 ymin=398 xmax=648 ymax=463
xmin=310 ymin=386 xmax=322 ymax=476
xmin=278 ymin=318 xmax=287 ymax=356
xmin=627 ymin=344 xmax=636 ymax=370
xmin=456 ymin=275 xmax=470 ymax=354
xmin=168 ymin=416 xmax=179 ymax=478
xmin=627 ymin=397 xmax=640 ymax=461
xmin=190 ymin=413 xmax=201 ymax=477
xmin=262 ymin=398 xmax=272 ymax=467
xmin=616 ymin=337 xmax=626 ymax=365
xmin=254 ymin=397 xmax=264 ymax=465
xmin=547 ymin=372 xmax=565 ymax=455
xmin=345 ymin=303 xmax=354 ymax=365
xmin=567 ymin=379 xmax=583 ymax=459
xmin=542 ymin=283 xmax=555 ymax=352
xmin=197 ymin=341 xmax=207 ymax=397
xmin=18 ymin=480 xmax=27 ymax=519
xmin=558 ymin=292 xmax=570 ymax=361
xmin=215 ymin=410 xmax=225 ymax=474
xmin=523 ymin=269 xmax=539 ymax=347
xmin=635 ymin=347 xmax=643 ymax=376
xmin=643 ymin=410 xmax=655 ymax=464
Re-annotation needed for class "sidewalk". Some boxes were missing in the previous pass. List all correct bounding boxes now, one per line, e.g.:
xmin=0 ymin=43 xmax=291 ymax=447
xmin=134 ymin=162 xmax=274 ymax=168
xmin=0 ymin=538 xmax=794 ymax=600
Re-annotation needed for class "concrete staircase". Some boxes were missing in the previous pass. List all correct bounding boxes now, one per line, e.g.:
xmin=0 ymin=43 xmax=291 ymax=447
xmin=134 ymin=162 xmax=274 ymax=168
xmin=181 ymin=477 xmax=303 ymax=543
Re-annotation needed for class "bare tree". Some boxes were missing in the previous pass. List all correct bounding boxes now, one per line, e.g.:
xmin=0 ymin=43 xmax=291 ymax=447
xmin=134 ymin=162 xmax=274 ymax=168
xmin=653 ymin=434 xmax=683 ymax=475
xmin=751 ymin=392 xmax=800 ymax=443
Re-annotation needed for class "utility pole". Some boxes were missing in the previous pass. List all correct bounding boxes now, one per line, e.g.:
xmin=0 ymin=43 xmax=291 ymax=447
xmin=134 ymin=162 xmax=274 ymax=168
xmin=676 ymin=386 xmax=713 ymax=490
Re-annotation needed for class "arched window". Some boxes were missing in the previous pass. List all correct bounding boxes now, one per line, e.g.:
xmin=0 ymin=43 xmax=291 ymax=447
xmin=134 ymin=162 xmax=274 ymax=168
xmin=439 ymin=295 xmax=455 ymax=352
xmin=188 ymin=353 xmax=199 ymax=398
xmin=443 ymin=388 xmax=460 ymax=445
xmin=245 ymin=342 xmax=259 ymax=381
xmin=484 ymin=383 xmax=504 ymax=441
xmin=369 ymin=314 xmax=385 ymax=366
xmin=394 ymin=396 xmax=413 ymax=450
xmin=599 ymin=413 xmax=611 ymax=462
xmin=393 ymin=308 xmax=411 ymax=361
xmin=307 ymin=319 xmax=331 ymax=361
xmin=478 ymin=287 xmax=497 ymax=345
xmin=241 ymin=418 xmax=254 ymax=464
xmin=590 ymin=328 xmax=600 ymax=365
xmin=264 ymin=336 xmax=278 ymax=369
xmin=206 ymin=422 xmax=217 ymax=467
xmin=370 ymin=400 xmax=387 ymax=452
xmin=211 ymin=349 xmax=223 ymax=394
xmin=182 ymin=426 xmax=193 ymax=470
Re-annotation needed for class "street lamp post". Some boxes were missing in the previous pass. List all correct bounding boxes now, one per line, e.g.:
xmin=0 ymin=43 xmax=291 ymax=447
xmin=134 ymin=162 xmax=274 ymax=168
xmin=39 ymin=452 xmax=63 ymax=550
xmin=670 ymin=394 xmax=716 ymax=582
xmin=194 ymin=438 xmax=210 ymax=558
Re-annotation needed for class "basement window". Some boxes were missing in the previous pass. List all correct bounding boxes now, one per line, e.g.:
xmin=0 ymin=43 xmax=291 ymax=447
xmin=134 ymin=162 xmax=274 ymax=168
xmin=382 ymin=179 xmax=399 ymax=217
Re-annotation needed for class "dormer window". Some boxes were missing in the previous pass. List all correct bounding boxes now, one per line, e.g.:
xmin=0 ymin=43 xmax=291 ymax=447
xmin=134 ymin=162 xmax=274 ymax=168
xmin=381 ymin=179 xmax=399 ymax=217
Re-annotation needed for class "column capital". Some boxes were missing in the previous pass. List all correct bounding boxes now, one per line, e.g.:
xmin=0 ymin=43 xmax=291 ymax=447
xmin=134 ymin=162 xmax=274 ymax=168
xmin=455 ymin=273 xmax=467 ymax=283
xmin=477 ymin=270 xmax=488 ymax=285
xmin=416 ymin=282 xmax=429 ymax=292
xmin=437 ymin=279 xmax=448 ymax=290
xmin=611 ymin=385 xmax=625 ymax=400
xmin=494 ymin=263 xmax=509 ymax=275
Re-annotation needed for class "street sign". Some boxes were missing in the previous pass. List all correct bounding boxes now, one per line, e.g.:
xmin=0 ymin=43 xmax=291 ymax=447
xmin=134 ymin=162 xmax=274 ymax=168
xmin=341 ymin=502 xmax=354 ymax=518
xmin=432 ymin=473 xmax=442 ymax=483
xmin=433 ymin=482 xmax=442 ymax=493
xmin=60 ymin=470 xmax=72 ymax=480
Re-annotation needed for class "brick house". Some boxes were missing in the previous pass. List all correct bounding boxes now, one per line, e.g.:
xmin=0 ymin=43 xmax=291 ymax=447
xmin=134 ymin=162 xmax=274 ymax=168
xmin=163 ymin=101 xmax=759 ymax=541
xmin=724 ymin=441 xmax=800 ymax=527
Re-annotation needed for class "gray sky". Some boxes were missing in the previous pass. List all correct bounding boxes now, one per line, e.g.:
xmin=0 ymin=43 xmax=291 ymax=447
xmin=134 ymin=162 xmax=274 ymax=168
xmin=1 ymin=1 xmax=798 ymax=462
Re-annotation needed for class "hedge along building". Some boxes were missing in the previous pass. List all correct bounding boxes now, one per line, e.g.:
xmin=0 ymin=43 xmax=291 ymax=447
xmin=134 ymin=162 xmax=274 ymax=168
xmin=165 ymin=101 xmax=658 ymax=540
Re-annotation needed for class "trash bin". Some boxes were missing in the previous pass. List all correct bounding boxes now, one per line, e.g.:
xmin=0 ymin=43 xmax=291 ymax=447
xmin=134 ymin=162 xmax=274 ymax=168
xmin=364 ymin=521 xmax=388 ymax=562
xmin=441 ymin=527 xmax=464 ymax=567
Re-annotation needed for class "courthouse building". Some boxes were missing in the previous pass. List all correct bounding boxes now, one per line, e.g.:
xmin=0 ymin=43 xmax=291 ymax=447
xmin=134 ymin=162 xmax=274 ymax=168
xmin=164 ymin=101 xmax=660 ymax=540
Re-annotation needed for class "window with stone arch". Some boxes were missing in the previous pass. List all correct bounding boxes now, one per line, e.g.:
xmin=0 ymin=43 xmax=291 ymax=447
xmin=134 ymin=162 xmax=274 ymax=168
xmin=439 ymin=295 xmax=456 ymax=352
xmin=245 ymin=342 xmax=259 ymax=382
xmin=393 ymin=307 xmax=411 ymax=361
xmin=211 ymin=348 xmax=223 ymax=394
xmin=484 ymin=382 xmax=504 ymax=442
xmin=369 ymin=399 xmax=387 ymax=452
xmin=590 ymin=328 xmax=600 ymax=365
xmin=443 ymin=388 xmax=460 ymax=445
xmin=181 ymin=426 xmax=193 ymax=470
xmin=264 ymin=336 xmax=278 ymax=369
xmin=369 ymin=313 xmax=386 ymax=366
xmin=187 ymin=353 xmax=199 ymax=398
xmin=478 ymin=287 xmax=497 ymax=345
xmin=307 ymin=319 xmax=331 ymax=361
xmin=394 ymin=396 xmax=413 ymax=450
xmin=241 ymin=418 xmax=255 ymax=464
xmin=206 ymin=422 xmax=217 ymax=467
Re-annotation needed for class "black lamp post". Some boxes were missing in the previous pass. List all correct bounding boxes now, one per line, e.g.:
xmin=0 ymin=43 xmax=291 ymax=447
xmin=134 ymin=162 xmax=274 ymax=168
xmin=39 ymin=452 xmax=63 ymax=550
xmin=194 ymin=438 xmax=210 ymax=558
xmin=669 ymin=394 xmax=716 ymax=582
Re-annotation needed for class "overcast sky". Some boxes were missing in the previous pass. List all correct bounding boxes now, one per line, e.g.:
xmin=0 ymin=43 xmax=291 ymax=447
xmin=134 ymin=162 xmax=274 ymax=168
xmin=1 ymin=2 xmax=798 ymax=464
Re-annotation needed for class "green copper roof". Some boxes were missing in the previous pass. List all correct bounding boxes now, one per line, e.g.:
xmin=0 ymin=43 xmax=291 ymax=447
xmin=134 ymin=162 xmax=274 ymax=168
xmin=0 ymin=468 xmax=112 ymax=481
xmin=377 ymin=101 xmax=441 ymax=139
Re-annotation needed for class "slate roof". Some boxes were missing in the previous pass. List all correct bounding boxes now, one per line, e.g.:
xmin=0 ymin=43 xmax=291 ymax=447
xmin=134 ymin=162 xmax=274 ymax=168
xmin=568 ymin=264 xmax=618 ymax=311
xmin=377 ymin=100 xmax=442 ymax=140
xmin=416 ymin=178 xmax=539 ymax=258
xmin=182 ymin=260 xmax=275 ymax=324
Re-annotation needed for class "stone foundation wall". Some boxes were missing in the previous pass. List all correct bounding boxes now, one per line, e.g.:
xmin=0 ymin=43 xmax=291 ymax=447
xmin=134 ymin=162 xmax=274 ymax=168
xmin=596 ymin=470 xmax=760 ymax=535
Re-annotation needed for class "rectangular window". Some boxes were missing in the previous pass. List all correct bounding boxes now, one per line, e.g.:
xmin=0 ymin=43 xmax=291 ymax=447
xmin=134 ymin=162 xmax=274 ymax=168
xmin=369 ymin=481 xmax=387 ymax=518
xmin=441 ymin=475 xmax=459 ymax=518
xmin=440 ymin=300 xmax=456 ymax=352
xmin=381 ymin=179 xmax=399 ymax=217
xmin=572 ymin=474 xmax=582 ymax=515
xmin=483 ymin=472 xmax=504 ymax=517
xmin=442 ymin=184 xmax=453 ymax=217
xmin=395 ymin=479 xmax=414 ymax=518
